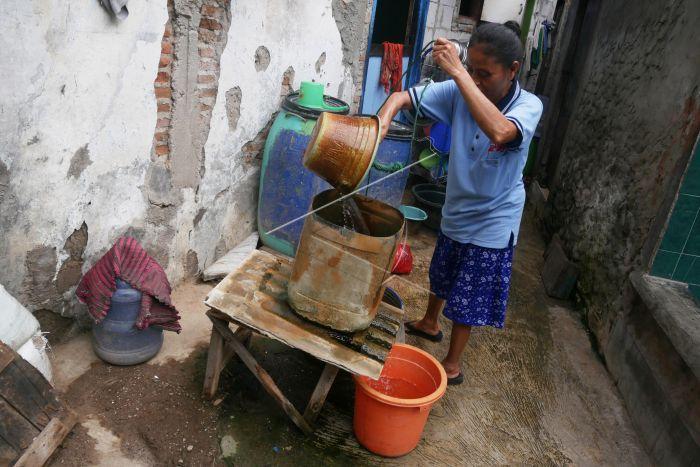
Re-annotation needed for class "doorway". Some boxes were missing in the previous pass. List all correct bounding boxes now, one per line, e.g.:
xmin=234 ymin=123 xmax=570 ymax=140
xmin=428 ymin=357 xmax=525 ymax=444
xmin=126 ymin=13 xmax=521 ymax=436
xmin=359 ymin=0 xmax=430 ymax=115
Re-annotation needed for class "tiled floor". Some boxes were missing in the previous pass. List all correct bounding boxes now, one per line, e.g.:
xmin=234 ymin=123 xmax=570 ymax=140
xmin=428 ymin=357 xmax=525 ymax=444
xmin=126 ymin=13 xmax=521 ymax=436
xmin=652 ymin=145 xmax=700 ymax=301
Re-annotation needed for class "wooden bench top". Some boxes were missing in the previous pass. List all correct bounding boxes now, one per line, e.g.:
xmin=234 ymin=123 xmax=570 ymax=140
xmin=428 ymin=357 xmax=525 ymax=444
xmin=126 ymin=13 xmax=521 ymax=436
xmin=205 ymin=249 xmax=403 ymax=379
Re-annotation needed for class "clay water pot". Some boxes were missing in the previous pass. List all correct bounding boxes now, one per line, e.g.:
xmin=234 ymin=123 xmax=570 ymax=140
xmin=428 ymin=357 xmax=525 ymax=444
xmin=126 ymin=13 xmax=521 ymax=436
xmin=302 ymin=112 xmax=381 ymax=193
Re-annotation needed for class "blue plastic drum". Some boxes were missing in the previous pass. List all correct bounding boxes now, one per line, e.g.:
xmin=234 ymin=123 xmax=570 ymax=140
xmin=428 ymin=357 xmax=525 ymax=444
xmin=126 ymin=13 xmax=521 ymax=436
xmin=364 ymin=120 xmax=413 ymax=207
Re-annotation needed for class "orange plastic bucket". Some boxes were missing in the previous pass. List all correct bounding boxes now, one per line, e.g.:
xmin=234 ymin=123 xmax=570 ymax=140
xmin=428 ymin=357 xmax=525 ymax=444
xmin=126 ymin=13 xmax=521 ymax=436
xmin=353 ymin=344 xmax=447 ymax=457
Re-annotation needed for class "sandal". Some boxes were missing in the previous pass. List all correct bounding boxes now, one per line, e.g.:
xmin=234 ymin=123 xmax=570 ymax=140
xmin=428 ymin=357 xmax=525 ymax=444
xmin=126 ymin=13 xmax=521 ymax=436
xmin=405 ymin=321 xmax=444 ymax=343
xmin=447 ymin=372 xmax=464 ymax=386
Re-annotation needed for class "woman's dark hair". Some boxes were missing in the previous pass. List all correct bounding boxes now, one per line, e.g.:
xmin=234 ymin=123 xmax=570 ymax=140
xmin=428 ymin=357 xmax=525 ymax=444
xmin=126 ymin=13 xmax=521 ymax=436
xmin=468 ymin=21 xmax=524 ymax=68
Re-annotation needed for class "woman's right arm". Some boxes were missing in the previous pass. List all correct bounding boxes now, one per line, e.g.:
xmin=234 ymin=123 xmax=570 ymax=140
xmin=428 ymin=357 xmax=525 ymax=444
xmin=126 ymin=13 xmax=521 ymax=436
xmin=377 ymin=91 xmax=412 ymax=140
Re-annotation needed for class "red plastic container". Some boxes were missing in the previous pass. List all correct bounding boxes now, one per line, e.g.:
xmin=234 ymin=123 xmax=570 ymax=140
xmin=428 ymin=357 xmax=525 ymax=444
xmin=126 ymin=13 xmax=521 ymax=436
xmin=353 ymin=344 xmax=447 ymax=457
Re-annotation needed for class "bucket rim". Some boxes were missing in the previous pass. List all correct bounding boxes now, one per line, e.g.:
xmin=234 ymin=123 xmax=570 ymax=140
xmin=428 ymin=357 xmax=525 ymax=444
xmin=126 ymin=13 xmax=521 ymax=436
xmin=311 ymin=188 xmax=405 ymax=239
xmin=353 ymin=343 xmax=447 ymax=408
xmin=353 ymin=114 xmax=381 ymax=191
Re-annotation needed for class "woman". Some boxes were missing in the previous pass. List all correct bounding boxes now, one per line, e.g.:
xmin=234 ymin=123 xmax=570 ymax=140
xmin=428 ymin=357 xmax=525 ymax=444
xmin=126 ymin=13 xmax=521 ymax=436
xmin=378 ymin=22 xmax=543 ymax=385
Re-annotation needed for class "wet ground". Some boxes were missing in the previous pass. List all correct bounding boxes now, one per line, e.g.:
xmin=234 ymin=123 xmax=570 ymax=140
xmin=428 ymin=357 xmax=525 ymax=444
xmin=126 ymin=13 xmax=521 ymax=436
xmin=48 ymin=207 xmax=649 ymax=465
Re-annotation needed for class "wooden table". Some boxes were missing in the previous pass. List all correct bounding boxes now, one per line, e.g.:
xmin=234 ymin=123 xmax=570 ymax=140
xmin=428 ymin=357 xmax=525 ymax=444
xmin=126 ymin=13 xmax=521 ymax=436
xmin=202 ymin=249 xmax=404 ymax=435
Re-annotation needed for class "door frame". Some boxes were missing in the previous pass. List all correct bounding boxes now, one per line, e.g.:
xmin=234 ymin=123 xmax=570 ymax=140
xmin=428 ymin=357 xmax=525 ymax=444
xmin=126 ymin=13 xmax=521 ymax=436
xmin=358 ymin=0 xmax=430 ymax=113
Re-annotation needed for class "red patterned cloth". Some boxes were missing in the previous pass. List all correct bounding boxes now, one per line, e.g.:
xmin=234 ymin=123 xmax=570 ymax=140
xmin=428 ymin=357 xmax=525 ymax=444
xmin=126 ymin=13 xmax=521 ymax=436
xmin=76 ymin=237 xmax=181 ymax=332
xmin=380 ymin=42 xmax=404 ymax=94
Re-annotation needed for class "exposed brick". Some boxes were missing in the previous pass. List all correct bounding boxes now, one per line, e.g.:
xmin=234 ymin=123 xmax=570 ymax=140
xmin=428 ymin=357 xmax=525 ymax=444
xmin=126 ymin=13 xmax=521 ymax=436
xmin=155 ymin=145 xmax=170 ymax=156
xmin=161 ymin=42 xmax=173 ymax=54
xmin=200 ymin=103 xmax=212 ymax=112
xmin=155 ymin=87 xmax=172 ymax=99
xmin=156 ymin=117 xmax=171 ymax=128
xmin=155 ymin=71 xmax=170 ymax=84
xmin=197 ymin=74 xmax=216 ymax=84
xmin=199 ymin=88 xmax=218 ymax=97
xmin=157 ymin=102 xmax=171 ymax=112
xmin=200 ymin=60 xmax=220 ymax=72
xmin=159 ymin=54 xmax=172 ymax=67
xmin=199 ymin=18 xmax=222 ymax=30
xmin=155 ymin=132 xmax=169 ymax=142
xmin=163 ymin=23 xmax=173 ymax=38
xmin=198 ymin=46 xmax=216 ymax=58
xmin=202 ymin=5 xmax=224 ymax=17
xmin=198 ymin=29 xmax=218 ymax=43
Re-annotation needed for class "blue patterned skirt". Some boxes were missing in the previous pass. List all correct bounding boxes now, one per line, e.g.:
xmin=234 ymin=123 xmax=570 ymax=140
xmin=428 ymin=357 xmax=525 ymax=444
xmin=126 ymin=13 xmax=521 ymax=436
xmin=429 ymin=232 xmax=514 ymax=328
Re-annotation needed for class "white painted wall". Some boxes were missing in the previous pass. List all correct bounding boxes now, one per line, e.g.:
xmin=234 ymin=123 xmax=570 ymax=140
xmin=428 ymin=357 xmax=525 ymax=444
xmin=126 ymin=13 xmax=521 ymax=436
xmin=190 ymin=0 xmax=353 ymax=269
xmin=0 ymin=1 xmax=166 ymax=306
xmin=0 ymin=0 xmax=357 ymax=318
xmin=423 ymin=0 xmax=472 ymax=47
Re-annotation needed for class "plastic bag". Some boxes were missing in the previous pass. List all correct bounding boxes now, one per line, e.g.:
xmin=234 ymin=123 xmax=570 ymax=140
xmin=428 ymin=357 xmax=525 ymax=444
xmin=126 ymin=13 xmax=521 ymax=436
xmin=391 ymin=243 xmax=413 ymax=275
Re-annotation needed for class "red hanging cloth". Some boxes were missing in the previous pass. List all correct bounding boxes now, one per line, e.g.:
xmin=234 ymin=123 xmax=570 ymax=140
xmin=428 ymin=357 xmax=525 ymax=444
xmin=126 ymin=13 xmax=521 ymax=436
xmin=380 ymin=42 xmax=404 ymax=94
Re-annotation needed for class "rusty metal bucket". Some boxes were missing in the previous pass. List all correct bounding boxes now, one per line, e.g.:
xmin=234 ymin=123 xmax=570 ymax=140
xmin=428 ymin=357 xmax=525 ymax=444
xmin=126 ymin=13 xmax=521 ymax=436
xmin=302 ymin=113 xmax=381 ymax=193
xmin=287 ymin=189 xmax=404 ymax=332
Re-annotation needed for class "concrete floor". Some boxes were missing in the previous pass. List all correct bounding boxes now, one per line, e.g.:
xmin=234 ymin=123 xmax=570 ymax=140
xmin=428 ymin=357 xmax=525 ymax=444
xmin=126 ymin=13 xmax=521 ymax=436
xmin=47 ymin=207 xmax=650 ymax=465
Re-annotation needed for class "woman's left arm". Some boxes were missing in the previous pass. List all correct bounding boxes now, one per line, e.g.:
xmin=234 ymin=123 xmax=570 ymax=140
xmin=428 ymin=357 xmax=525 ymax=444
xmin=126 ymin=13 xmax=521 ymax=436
xmin=432 ymin=39 xmax=518 ymax=146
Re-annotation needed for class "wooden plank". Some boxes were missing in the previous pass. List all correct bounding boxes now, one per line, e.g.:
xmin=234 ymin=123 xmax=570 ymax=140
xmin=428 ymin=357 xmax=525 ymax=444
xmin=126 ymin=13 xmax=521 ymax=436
xmin=0 ymin=437 xmax=19 ymax=467
xmin=205 ymin=252 xmax=384 ymax=379
xmin=0 ymin=397 xmax=38 ymax=452
xmin=206 ymin=294 xmax=384 ymax=379
xmin=211 ymin=318 xmax=314 ymax=436
xmin=202 ymin=320 xmax=226 ymax=400
xmin=0 ymin=345 xmax=14 ymax=373
xmin=222 ymin=327 xmax=253 ymax=366
xmin=303 ymin=364 xmax=339 ymax=425
xmin=259 ymin=245 xmax=294 ymax=262
xmin=0 ymin=363 xmax=51 ymax=429
xmin=12 ymin=354 xmax=60 ymax=414
xmin=14 ymin=410 xmax=77 ymax=467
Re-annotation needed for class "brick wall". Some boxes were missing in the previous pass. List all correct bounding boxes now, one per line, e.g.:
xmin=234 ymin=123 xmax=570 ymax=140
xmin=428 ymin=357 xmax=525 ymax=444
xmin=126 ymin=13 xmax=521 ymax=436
xmin=153 ymin=1 xmax=175 ymax=158
xmin=197 ymin=1 xmax=228 ymax=125
xmin=152 ymin=0 xmax=230 ymax=160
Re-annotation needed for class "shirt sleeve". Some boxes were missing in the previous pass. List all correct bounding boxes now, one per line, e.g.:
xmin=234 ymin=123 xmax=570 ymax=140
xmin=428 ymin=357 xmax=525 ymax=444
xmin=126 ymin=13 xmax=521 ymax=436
xmin=504 ymin=94 xmax=543 ymax=149
xmin=408 ymin=80 xmax=458 ymax=126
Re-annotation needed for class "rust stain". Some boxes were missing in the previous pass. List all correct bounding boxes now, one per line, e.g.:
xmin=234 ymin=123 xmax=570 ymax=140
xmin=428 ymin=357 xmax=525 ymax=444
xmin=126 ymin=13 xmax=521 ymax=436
xmin=287 ymin=190 xmax=404 ymax=332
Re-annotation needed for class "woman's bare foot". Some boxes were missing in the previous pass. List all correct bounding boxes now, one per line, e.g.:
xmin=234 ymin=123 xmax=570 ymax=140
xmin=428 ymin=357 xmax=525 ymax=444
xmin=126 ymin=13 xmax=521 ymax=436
xmin=408 ymin=319 xmax=441 ymax=336
xmin=441 ymin=360 xmax=461 ymax=379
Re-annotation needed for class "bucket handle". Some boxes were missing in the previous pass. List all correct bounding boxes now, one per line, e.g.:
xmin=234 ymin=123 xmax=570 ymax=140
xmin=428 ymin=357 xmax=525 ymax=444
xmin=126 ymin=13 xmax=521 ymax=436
xmin=372 ymin=161 xmax=406 ymax=173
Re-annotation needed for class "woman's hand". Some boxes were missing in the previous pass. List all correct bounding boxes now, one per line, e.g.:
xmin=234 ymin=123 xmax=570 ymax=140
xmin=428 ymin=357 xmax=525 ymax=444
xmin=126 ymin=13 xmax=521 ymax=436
xmin=432 ymin=37 xmax=465 ymax=79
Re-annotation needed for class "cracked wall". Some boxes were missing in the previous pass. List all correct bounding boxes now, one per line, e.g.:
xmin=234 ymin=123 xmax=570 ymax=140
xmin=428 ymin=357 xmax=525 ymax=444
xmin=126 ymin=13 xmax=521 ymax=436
xmin=332 ymin=0 xmax=372 ymax=110
xmin=0 ymin=0 xmax=360 ymax=324
xmin=0 ymin=0 xmax=166 ymax=318
xmin=544 ymin=0 xmax=700 ymax=345
xmin=190 ymin=0 xmax=354 ymax=271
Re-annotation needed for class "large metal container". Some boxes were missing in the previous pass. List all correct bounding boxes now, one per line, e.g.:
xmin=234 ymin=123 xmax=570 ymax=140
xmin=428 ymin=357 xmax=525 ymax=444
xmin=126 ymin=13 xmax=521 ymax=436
xmin=288 ymin=189 xmax=404 ymax=332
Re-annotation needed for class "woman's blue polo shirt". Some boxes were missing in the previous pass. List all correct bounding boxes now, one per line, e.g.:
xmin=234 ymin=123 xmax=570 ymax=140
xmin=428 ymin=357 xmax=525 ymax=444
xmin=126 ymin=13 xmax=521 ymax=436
xmin=409 ymin=79 xmax=543 ymax=248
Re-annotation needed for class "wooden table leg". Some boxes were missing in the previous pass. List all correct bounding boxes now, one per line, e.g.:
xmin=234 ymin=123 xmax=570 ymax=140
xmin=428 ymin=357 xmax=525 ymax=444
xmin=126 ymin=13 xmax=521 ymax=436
xmin=203 ymin=317 xmax=253 ymax=399
xmin=303 ymin=363 xmax=339 ymax=425
xmin=202 ymin=317 xmax=226 ymax=399
xmin=211 ymin=319 xmax=315 ymax=435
